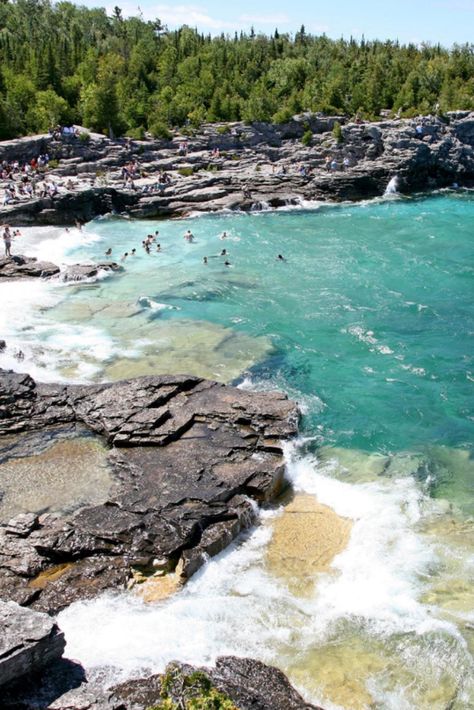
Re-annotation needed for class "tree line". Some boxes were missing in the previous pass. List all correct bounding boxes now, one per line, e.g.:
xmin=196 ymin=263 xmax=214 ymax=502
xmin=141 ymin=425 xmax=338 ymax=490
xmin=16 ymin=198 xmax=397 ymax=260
xmin=1 ymin=0 xmax=474 ymax=140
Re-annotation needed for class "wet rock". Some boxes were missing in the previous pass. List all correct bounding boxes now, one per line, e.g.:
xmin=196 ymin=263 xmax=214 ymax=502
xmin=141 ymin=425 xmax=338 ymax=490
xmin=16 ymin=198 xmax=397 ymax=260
xmin=60 ymin=262 xmax=123 ymax=282
xmin=0 ymin=255 xmax=60 ymax=279
xmin=1 ymin=655 xmax=324 ymax=709
xmin=111 ymin=657 xmax=323 ymax=710
xmin=0 ymin=369 xmax=298 ymax=612
xmin=0 ymin=601 xmax=65 ymax=687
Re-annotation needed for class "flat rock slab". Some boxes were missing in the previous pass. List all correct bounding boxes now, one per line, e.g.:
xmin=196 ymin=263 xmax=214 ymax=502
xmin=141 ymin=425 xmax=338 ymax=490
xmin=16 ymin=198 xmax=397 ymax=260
xmin=0 ymin=369 xmax=298 ymax=612
xmin=0 ymin=600 xmax=65 ymax=687
xmin=0 ymin=255 xmax=60 ymax=279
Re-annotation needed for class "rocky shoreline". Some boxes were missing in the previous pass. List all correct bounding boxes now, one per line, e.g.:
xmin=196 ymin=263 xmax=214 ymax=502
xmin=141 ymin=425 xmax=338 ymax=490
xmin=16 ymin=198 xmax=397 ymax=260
xmin=1 ymin=112 xmax=474 ymax=226
xmin=4 ymin=112 xmax=471 ymax=707
xmin=1 ymin=600 xmax=321 ymax=708
xmin=0 ymin=366 xmax=315 ymax=708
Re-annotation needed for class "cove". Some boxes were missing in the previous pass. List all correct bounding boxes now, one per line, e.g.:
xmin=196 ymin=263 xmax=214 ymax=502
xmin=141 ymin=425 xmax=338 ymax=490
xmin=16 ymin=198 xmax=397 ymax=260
xmin=2 ymin=192 xmax=474 ymax=709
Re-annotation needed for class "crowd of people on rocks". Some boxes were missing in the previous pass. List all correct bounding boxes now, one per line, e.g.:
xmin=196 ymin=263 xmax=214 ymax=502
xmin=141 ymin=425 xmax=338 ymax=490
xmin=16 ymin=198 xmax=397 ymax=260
xmin=0 ymin=153 xmax=62 ymax=205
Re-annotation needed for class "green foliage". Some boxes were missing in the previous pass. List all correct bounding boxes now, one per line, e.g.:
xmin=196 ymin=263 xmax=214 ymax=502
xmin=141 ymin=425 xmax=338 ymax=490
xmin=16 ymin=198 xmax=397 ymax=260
xmin=147 ymin=667 xmax=238 ymax=710
xmin=332 ymin=120 xmax=343 ymax=144
xmin=126 ymin=125 xmax=146 ymax=139
xmin=149 ymin=122 xmax=172 ymax=140
xmin=1 ymin=3 xmax=474 ymax=140
xmin=272 ymin=107 xmax=294 ymax=124
xmin=301 ymin=129 xmax=313 ymax=146
xmin=26 ymin=89 xmax=72 ymax=133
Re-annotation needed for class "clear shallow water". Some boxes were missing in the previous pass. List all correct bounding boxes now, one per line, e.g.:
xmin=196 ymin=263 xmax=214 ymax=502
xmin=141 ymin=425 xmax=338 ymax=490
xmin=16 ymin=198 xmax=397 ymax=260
xmin=3 ymin=194 xmax=474 ymax=708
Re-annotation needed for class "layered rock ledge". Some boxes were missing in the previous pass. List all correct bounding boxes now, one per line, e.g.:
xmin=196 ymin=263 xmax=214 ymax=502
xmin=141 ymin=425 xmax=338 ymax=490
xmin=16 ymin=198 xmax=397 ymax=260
xmin=1 ymin=112 xmax=474 ymax=226
xmin=0 ymin=369 xmax=298 ymax=613
xmin=2 ymin=654 xmax=322 ymax=709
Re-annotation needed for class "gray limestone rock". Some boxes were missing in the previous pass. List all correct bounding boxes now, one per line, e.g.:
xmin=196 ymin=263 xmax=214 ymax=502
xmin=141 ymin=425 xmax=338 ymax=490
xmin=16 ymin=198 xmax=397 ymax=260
xmin=0 ymin=601 xmax=65 ymax=687
xmin=0 ymin=255 xmax=60 ymax=279
xmin=0 ymin=369 xmax=298 ymax=613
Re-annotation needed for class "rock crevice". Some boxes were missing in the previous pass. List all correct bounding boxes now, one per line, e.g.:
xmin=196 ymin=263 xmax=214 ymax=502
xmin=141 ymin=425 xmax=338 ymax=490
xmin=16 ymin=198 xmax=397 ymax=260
xmin=0 ymin=369 xmax=298 ymax=613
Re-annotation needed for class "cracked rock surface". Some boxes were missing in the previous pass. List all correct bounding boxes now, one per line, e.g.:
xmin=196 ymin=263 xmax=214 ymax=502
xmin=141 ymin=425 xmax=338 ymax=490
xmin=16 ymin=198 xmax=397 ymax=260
xmin=0 ymin=369 xmax=298 ymax=613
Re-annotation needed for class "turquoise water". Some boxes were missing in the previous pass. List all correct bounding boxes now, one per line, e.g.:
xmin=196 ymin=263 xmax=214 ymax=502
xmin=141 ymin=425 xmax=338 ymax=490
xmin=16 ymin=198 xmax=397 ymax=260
xmin=8 ymin=193 xmax=474 ymax=709
xmin=43 ymin=193 xmax=474 ymax=509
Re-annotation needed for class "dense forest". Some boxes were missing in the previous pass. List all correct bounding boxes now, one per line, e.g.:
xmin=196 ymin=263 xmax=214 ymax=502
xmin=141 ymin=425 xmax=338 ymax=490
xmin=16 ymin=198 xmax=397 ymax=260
xmin=1 ymin=0 xmax=474 ymax=139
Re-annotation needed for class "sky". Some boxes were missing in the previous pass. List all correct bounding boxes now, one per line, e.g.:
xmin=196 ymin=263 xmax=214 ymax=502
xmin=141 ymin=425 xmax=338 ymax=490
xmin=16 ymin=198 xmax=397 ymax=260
xmin=75 ymin=0 xmax=474 ymax=46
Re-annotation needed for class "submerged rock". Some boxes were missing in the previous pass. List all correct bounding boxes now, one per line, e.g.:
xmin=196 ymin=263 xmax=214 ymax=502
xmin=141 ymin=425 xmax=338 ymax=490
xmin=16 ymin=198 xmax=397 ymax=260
xmin=0 ymin=368 xmax=298 ymax=612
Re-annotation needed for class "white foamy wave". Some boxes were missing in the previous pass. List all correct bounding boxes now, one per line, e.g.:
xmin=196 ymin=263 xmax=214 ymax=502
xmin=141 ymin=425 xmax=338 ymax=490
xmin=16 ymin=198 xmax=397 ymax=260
xmin=345 ymin=325 xmax=394 ymax=356
xmin=283 ymin=442 xmax=451 ymax=637
xmin=58 ymin=443 xmax=464 ymax=706
xmin=0 ymin=276 xmax=117 ymax=382
xmin=136 ymin=296 xmax=177 ymax=311
xmin=20 ymin=225 xmax=103 ymax=266
xmin=237 ymin=374 xmax=325 ymax=415
xmin=58 ymin=522 xmax=289 ymax=683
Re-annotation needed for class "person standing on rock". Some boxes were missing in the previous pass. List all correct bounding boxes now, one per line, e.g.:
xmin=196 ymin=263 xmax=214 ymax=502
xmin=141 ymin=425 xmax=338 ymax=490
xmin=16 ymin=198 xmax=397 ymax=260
xmin=3 ymin=225 xmax=12 ymax=257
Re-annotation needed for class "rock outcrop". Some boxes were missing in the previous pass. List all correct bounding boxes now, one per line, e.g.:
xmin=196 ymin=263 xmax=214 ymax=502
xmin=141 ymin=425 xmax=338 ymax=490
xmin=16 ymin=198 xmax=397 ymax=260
xmin=1 ymin=113 xmax=474 ymax=225
xmin=0 ymin=600 xmax=65 ymax=688
xmin=0 ymin=254 xmax=122 ymax=281
xmin=111 ymin=657 xmax=323 ymax=710
xmin=0 ymin=369 xmax=298 ymax=613
xmin=0 ymin=255 xmax=60 ymax=279
xmin=2 ymin=654 xmax=323 ymax=709
xmin=60 ymin=261 xmax=123 ymax=281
